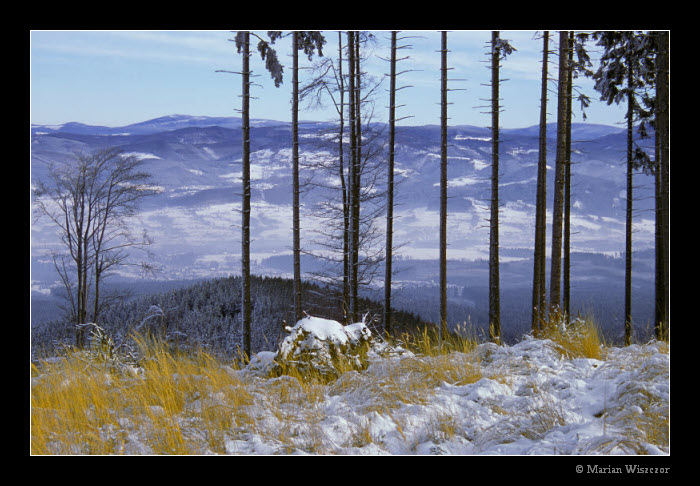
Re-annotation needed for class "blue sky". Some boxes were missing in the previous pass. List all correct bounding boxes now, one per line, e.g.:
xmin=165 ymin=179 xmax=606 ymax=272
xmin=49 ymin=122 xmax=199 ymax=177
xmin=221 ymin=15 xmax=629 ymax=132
xmin=30 ymin=30 xmax=627 ymax=129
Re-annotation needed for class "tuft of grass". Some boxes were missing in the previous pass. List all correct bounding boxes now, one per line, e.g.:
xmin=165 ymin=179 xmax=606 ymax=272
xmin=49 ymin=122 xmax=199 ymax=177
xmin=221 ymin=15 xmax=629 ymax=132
xmin=426 ymin=408 xmax=460 ymax=443
xmin=537 ymin=309 xmax=605 ymax=360
xmin=396 ymin=323 xmax=478 ymax=357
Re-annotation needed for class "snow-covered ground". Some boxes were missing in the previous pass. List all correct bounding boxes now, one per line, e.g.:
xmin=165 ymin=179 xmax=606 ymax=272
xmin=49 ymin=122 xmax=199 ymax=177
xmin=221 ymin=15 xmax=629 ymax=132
xmin=31 ymin=317 xmax=670 ymax=455
xmin=226 ymin=321 xmax=669 ymax=455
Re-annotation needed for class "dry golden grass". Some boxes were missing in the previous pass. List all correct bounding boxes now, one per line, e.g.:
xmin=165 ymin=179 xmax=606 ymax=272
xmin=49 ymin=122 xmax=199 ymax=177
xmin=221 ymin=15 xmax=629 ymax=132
xmin=30 ymin=336 xmax=251 ymax=455
xmin=396 ymin=323 xmax=478 ymax=357
xmin=536 ymin=310 xmax=605 ymax=360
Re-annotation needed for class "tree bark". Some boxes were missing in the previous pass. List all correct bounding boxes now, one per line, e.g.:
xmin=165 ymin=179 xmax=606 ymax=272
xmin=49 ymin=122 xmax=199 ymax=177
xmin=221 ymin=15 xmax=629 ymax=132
xmin=292 ymin=32 xmax=302 ymax=324
xmin=384 ymin=31 xmax=397 ymax=337
xmin=532 ymin=31 xmax=549 ymax=334
xmin=337 ymin=32 xmax=349 ymax=324
xmin=549 ymin=31 xmax=570 ymax=313
xmin=439 ymin=31 xmax=448 ymax=345
xmin=241 ymin=31 xmax=252 ymax=359
xmin=353 ymin=34 xmax=362 ymax=323
xmin=347 ymin=31 xmax=359 ymax=323
xmin=624 ymin=49 xmax=634 ymax=346
xmin=489 ymin=31 xmax=501 ymax=343
xmin=655 ymin=30 xmax=670 ymax=341
xmin=563 ymin=31 xmax=574 ymax=324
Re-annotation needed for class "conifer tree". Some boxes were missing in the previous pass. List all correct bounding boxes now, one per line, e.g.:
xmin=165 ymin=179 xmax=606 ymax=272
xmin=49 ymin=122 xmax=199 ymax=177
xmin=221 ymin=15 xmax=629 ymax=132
xmin=592 ymin=30 xmax=653 ymax=345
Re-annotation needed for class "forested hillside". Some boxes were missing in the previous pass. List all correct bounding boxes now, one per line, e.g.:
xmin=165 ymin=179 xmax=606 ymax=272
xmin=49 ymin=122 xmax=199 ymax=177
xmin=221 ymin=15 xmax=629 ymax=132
xmin=31 ymin=276 xmax=429 ymax=360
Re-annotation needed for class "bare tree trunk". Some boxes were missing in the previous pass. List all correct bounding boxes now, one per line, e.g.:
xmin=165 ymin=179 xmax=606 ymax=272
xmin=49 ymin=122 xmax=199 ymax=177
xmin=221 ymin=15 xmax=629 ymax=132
xmin=384 ymin=31 xmax=397 ymax=337
xmin=347 ymin=31 xmax=359 ymax=323
xmin=77 ymin=171 xmax=89 ymax=347
xmin=439 ymin=31 xmax=448 ymax=346
xmin=532 ymin=31 xmax=549 ymax=334
xmin=489 ymin=31 xmax=501 ymax=343
xmin=549 ymin=31 xmax=570 ymax=313
xmin=353 ymin=33 xmax=362 ymax=323
xmin=655 ymin=30 xmax=669 ymax=341
xmin=624 ymin=52 xmax=634 ymax=346
xmin=563 ymin=31 xmax=574 ymax=324
xmin=337 ymin=32 xmax=349 ymax=324
xmin=292 ymin=32 xmax=302 ymax=324
xmin=241 ymin=31 xmax=252 ymax=359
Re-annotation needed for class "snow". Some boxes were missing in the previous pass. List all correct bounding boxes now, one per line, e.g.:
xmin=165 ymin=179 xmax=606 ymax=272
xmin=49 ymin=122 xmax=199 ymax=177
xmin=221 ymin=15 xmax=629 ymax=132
xmin=238 ymin=320 xmax=669 ymax=455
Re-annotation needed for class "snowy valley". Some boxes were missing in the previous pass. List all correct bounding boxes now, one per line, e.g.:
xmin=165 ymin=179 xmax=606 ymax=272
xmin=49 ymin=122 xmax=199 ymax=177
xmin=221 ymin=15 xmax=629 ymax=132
xmin=31 ymin=115 xmax=658 ymax=344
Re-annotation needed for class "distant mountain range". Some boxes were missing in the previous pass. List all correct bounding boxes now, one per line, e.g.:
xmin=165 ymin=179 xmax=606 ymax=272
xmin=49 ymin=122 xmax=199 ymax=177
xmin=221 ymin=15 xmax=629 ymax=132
xmin=30 ymin=114 xmax=293 ymax=137
xmin=30 ymin=114 xmax=658 ymax=336
xmin=31 ymin=113 xmax=627 ymax=138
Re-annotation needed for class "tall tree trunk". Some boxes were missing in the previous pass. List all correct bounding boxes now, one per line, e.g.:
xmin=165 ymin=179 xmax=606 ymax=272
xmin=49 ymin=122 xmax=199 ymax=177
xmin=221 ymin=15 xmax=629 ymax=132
xmin=439 ymin=31 xmax=448 ymax=346
xmin=655 ymin=30 xmax=669 ymax=341
xmin=532 ymin=31 xmax=549 ymax=334
xmin=489 ymin=31 xmax=501 ymax=343
xmin=353 ymin=33 xmax=362 ymax=323
xmin=241 ymin=31 xmax=252 ymax=359
xmin=384 ymin=31 xmax=397 ymax=337
xmin=654 ymin=123 xmax=663 ymax=338
xmin=563 ymin=31 xmax=574 ymax=324
xmin=624 ymin=48 xmax=634 ymax=347
xmin=292 ymin=32 xmax=302 ymax=324
xmin=549 ymin=31 xmax=570 ymax=313
xmin=76 ymin=177 xmax=87 ymax=347
xmin=338 ymin=32 xmax=349 ymax=324
xmin=347 ymin=31 xmax=359 ymax=323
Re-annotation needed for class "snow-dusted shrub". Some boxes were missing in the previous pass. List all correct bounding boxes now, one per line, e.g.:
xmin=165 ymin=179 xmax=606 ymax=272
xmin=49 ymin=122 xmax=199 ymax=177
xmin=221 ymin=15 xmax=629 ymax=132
xmin=273 ymin=316 xmax=375 ymax=378
xmin=77 ymin=323 xmax=140 ymax=372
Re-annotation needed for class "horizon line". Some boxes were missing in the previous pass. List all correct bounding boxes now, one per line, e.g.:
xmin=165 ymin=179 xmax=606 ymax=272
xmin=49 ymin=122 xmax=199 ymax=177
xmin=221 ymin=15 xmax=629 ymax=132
xmin=31 ymin=113 xmax=626 ymax=132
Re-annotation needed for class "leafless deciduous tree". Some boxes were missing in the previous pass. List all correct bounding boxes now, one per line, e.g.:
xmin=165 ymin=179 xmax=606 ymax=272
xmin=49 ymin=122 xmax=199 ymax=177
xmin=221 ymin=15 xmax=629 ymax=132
xmin=34 ymin=147 xmax=158 ymax=347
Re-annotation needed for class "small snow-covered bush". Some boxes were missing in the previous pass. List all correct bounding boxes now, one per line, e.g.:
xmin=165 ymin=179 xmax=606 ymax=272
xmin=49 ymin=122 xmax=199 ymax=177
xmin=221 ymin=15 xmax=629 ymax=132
xmin=273 ymin=316 xmax=376 ymax=379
